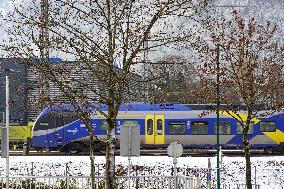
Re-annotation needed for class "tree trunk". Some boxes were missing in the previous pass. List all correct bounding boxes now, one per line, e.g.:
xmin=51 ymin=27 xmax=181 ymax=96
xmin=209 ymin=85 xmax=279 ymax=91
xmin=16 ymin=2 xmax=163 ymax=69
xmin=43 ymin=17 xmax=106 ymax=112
xmin=90 ymin=135 xmax=96 ymax=189
xmin=243 ymin=126 xmax=252 ymax=189
xmin=105 ymin=128 xmax=116 ymax=189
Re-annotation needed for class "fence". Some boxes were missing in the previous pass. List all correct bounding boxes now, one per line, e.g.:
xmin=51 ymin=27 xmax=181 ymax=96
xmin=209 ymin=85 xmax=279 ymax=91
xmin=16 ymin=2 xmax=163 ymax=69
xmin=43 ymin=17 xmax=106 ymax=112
xmin=221 ymin=184 xmax=261 ymax=189
xmin=0 ymin=175 xmax=201 ymax=189
xmin=1 ymin=161 xmax=283 ymax=188
xmin=207 ymin=167 xmax=284 ymax=189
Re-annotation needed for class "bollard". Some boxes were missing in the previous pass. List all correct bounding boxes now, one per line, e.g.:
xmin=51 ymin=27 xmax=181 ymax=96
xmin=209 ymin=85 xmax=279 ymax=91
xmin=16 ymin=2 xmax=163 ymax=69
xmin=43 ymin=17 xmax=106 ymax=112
xmin=22 ymin=143 xmax=27 ymax=156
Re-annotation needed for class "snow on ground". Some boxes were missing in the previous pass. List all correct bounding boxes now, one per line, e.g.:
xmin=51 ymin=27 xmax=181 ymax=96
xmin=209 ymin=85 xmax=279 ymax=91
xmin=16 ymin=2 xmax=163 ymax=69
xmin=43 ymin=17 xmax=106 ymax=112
xmin=1 ymin=155 xmax=284 ymax=188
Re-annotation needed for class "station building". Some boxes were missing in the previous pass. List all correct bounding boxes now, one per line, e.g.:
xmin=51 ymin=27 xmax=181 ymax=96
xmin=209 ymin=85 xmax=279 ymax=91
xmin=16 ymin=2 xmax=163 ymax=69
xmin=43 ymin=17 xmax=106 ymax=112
xmin=0 ymin=58 xmax=143 ymax=123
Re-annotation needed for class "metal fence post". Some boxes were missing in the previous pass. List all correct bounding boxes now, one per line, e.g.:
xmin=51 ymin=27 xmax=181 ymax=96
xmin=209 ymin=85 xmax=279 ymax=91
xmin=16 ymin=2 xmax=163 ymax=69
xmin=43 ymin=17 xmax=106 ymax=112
xmin=254 ymin=166 xmax=257 ymax=189
xmin=31 ymin=162 xmax=34 ymax=176
xmin=97 ymin=164 xmax=100 ymax=186
xmin=173 ymin=158 xmax=177 ymax=189
xmin=67 ymin=176 xmax=69 ymax=189
xmin=135 ymin=166 xmax=139 ymax=189
xmin=66 ymin=163 xmax=69 ymax=189
xmin=31 ymin=162 xmax=34 ymax=189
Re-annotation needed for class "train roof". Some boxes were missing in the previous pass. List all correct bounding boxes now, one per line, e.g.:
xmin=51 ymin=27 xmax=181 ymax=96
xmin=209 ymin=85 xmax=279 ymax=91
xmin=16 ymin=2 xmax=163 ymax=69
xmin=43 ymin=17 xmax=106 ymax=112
xmin=42 ymin=103 xmax=193 ymax=114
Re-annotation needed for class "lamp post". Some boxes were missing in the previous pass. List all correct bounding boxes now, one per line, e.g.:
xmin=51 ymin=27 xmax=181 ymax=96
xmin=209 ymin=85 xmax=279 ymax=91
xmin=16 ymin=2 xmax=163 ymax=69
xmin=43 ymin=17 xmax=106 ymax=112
xmin=216 ymin=44 xmax=221 ymax=189
xmin=5 ymin=74 xmax=9 ymax=189
xmin=1 ymin=68 xmax=15 ymax=189
xmin=3 ymin=73 xmax=10 ymax=189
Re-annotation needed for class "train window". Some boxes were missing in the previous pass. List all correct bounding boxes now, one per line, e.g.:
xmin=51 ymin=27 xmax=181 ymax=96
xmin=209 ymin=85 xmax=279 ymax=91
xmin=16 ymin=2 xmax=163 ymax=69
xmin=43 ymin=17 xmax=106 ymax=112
xmin=260 ymin=121 xmax=276 ymax=132
xmin=214 ymin=121 xmax=232 ymax=135
xmin=191 ymin=122 xmax=208 ymax=135
xmin=63 ymin=114 xmax=78 ymax=126
xmin=147 ymin=119 xmax=153 ymax=135
xmin=55 ymin=112 xmax=78 ymax=128
xmin=56 ymin=116 xmax=63 ymax=127
xmin=34 ymin=112 xmax=78 ymax=131
xmin=122 ymin=120 xmax=139 ymax=127
xmin=157 ymin=119 xmax=163 ymax=135
xmin=99 ymin=120 xmax=108 ymax=130
xmin=237 ymin=121 xmax=254 ymax=134
xmin=169 ymin=121 xmax=186 ymax=135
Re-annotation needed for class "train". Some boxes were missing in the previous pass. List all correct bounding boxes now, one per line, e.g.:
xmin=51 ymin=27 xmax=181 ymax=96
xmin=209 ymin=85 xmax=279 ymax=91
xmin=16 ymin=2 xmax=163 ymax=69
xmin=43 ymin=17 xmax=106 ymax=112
xmin=30 ymin=103 xmax=284 ymax=153
xmin=0 ymin=122 xmax=33 ymax=149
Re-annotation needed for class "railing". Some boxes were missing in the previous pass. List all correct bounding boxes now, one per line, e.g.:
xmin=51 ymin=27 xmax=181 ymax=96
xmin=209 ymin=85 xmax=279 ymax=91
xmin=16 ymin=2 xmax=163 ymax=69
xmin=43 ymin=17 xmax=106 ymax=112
xmin=222 ymin=184 xmax=261 ymax=189
xmin=0 ymin=175 xmax=201 ymax=189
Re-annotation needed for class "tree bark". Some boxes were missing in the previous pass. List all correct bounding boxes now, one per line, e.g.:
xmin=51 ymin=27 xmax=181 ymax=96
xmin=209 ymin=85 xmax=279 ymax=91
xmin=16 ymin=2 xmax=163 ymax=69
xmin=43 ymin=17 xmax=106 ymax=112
xmin=105 ymin=114 xmax=116 ymax=189
xmin=105 ymin=131 xmax=116 ymax=189
xmin=243 ymin=132 xmax=252 ymax=189
xmin=90 ymin=135 xmax=96 ymax=189
xmin=243 ymin=109 xmax=253 ymax=189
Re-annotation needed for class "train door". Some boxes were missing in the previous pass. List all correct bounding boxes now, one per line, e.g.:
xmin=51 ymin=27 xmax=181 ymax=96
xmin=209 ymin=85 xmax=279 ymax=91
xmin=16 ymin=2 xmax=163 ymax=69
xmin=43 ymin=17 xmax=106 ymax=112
xmin=55 ymin=116 xmax=64 ymax=145
xmin=46 ymin=114 xmax=56 ymax=147
xmin=145 ymin=114 xmax=165 ymax=144
xmin=47 ymin=115 xmax=63 ymax=147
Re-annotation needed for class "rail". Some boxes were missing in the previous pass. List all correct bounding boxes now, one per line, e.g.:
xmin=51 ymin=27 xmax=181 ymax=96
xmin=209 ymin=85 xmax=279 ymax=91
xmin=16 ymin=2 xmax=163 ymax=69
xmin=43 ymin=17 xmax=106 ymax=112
xmin=0 ymin=175 xmax=201 ymax=189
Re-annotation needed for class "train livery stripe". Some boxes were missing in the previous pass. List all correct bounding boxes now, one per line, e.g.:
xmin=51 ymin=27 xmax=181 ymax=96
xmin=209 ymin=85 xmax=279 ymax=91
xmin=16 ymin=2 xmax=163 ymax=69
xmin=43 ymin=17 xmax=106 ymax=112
xmin=221 ymin=111 xmax=260 ymax=123
xmin=95 ymin=112 xmax=144 ymax=118
xmin=263 ymin=130 xmax=284 ymax=144
xmin=226 ymin=135 xmax=255 ymax=145
xmin=222 ymin=111 xmax=284 ymax=145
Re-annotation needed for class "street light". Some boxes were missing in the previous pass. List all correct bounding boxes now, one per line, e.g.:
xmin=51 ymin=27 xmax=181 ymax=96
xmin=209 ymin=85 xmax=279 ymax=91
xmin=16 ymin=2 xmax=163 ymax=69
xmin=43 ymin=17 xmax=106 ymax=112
xmin=1 ymin=68 xmax=14 ymax=189
xmin=5 ymin=73 xmax=9 ymax=189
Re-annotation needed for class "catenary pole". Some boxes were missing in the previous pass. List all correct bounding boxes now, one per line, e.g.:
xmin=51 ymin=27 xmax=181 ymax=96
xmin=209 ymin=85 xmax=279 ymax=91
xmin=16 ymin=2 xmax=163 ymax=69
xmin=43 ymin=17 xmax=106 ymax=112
xmin=216 ymin=44 xmax=221 ymax=189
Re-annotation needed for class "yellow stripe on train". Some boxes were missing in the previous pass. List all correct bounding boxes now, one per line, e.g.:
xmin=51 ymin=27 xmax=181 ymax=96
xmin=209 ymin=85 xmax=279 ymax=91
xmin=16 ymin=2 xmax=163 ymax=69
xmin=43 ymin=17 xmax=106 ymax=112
xmin=263 ymin=130 xmax=284 ymax=144
xmin=222 ymin=111 xmax=284 ymax=144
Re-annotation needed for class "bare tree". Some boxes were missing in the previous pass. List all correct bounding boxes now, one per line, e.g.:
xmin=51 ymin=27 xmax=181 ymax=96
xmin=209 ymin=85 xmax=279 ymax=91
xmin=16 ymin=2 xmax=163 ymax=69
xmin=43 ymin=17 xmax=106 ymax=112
xmin=196 ymin=10 xmax=284 ymax=189
xmin=147 ymin=55 xmax=198 ymax=103
xmin=3 ymin=0 xmax=212 ymax=188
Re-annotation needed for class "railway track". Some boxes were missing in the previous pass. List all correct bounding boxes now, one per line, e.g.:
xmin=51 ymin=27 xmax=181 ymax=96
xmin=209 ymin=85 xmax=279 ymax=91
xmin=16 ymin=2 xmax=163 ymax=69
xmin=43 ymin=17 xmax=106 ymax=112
xmin=2 ymin=148 xmax=283 ymax=156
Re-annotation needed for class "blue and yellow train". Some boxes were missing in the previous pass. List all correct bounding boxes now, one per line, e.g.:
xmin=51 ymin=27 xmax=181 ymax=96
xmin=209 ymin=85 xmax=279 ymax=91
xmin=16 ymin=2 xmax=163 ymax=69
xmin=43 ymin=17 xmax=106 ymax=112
xmin=31 ymin=103 xmax=284 ymax=153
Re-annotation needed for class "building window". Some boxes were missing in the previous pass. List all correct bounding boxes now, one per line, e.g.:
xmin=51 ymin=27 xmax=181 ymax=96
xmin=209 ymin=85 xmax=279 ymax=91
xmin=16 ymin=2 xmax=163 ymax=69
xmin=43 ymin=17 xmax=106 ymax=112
xmin=191 ymin=122 xmax=208 ymax=135
xmin=169 ymin=121 xmax=186 ymax=135
xmin=214 ymin=121 xmax=232 ymax=135
xmin=260 ymin=121 xmax=276 ymax=132
xmin=237 ymin=121 xmax=254 ymax=134
xmin=147 ymin=119 xmax=153 ymax=135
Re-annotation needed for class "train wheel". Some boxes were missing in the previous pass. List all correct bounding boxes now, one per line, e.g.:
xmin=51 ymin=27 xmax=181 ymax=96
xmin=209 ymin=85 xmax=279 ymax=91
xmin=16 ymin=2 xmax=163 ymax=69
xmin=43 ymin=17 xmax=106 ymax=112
xmin=64 ymin=143 xmax=82 ymax=154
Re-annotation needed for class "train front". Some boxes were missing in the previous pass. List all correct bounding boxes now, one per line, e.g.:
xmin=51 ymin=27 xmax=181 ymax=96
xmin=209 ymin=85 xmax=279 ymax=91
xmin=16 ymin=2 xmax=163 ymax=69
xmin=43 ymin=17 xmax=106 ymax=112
xmin=31 ymin=107 xmax=81 ymax=150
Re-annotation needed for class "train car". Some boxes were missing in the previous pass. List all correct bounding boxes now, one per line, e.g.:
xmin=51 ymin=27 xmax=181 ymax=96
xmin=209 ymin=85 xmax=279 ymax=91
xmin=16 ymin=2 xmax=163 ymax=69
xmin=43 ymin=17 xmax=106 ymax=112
xmin=31 ymin=103 xmax=284 ymax=153
xmin=0 ymin=122 xmax=33 ymax=149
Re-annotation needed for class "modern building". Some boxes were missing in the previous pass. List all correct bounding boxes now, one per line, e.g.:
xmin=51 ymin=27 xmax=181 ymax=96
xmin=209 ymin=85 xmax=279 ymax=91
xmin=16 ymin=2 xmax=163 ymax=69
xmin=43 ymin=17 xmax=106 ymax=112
xmin=0 ymin=59 xmax=27 ymax=124
xmin=0 ymin=58 xmax=143 ymax=122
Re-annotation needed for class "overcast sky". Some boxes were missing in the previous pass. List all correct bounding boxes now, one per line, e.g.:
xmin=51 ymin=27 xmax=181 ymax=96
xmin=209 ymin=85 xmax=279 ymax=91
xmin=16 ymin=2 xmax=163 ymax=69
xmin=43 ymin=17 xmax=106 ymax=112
xmin=0 ymin=0 xmax=8 ymax=8
xmin=0 ymin=0 xmax=283 ymax=59
xmin=0 ymin=0 xmax=10 ymax=16
xmin=0 ymin=0 xmax=7 ymax=6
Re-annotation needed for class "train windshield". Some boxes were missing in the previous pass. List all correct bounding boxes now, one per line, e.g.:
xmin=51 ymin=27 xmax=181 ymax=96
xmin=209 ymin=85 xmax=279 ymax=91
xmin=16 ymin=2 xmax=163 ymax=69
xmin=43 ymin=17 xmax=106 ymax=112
xmin=34 ymin=112 xmax=78 ymax=131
